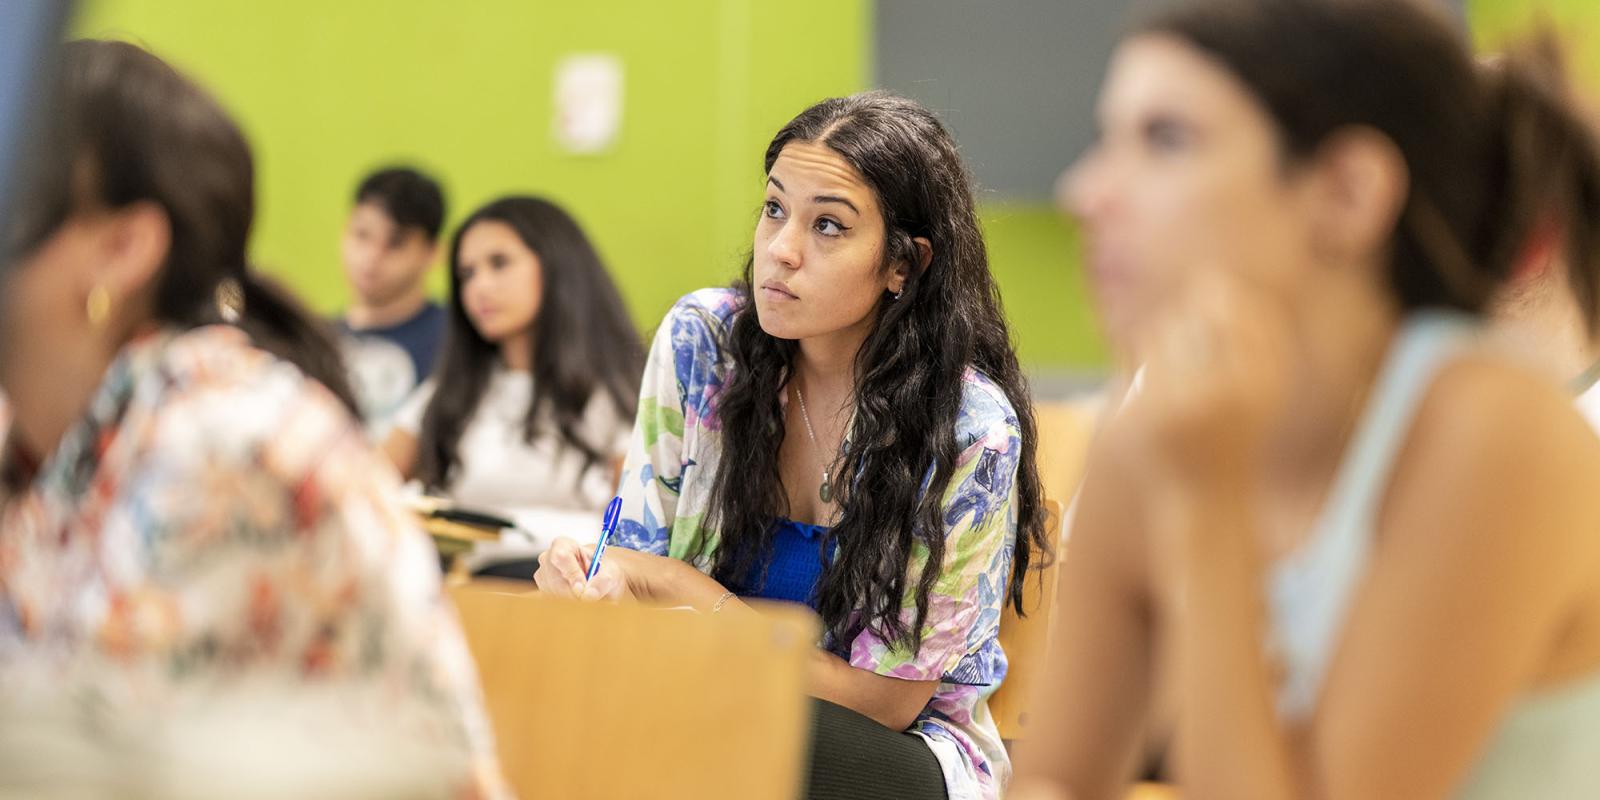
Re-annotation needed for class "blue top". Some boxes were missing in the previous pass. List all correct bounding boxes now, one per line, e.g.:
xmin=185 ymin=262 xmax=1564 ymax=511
xmin=730 ymin=518 xmax=834 ymax=608
xmin=1269 ymin=311 xmax=1600 ymax=799
xmin=610 ymin=288 xmax=1022 ymax=799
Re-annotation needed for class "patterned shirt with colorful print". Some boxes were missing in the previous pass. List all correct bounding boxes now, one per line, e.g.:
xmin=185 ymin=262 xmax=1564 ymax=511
xmin=0 ymin=326 xmax=510 ymax=799
xmin=614 ymin=288 xmax=1019 ymax=800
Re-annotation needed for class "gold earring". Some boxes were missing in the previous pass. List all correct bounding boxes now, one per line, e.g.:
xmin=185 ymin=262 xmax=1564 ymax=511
xmin=86 ymin=284 xmax=112 ymax=328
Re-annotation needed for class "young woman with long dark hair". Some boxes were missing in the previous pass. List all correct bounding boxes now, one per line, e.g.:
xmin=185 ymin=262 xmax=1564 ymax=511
xmin=537 ymin=92 xmax=1051 ymax=800
xmin=382 ymin=196 xmax=643 ymax=570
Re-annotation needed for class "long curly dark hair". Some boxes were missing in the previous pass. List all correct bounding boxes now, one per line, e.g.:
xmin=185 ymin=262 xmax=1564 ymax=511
xmin=417 ymin=196 xmax=644 ymax=492
xmin=701 ymin=92 xmax=1049 ymax=654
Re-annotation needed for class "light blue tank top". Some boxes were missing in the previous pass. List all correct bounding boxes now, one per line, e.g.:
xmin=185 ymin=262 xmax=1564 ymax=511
xmin=1267 ymin=311 xmax=1600 ymax=799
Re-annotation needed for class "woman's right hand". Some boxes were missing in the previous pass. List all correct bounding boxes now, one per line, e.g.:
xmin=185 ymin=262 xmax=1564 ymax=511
xmin=1120 ymin=267 xmax=1291 ymax=498
xmin=535 ymin=537 xmax=632 ymax=602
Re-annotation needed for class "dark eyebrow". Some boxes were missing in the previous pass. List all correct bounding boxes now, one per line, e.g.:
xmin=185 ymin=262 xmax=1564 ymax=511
xmin=814 ymin=195 xmax=859 ymax=214
xmin=766 ymin=176 xmax=858 ymax=214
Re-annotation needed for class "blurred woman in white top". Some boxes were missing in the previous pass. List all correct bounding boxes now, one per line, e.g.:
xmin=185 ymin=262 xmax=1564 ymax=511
xmin=383 ymin=196 xmax=642 ymax=571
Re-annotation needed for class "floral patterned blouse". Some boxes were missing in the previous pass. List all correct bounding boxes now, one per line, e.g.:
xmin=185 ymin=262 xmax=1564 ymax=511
xmin=0 ymin=326 xmax=510 ymax=799
xmin=615 ymin=289 xmax=1020 ymax=800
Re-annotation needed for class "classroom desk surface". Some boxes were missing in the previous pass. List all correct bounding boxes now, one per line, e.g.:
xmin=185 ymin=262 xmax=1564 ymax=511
xmin=448 ymin=584 xmax=817 ymax=800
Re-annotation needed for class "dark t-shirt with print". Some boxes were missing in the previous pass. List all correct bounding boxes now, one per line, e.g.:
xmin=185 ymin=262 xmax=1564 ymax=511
xmin=335 ymin=302 xmax=447 ymax=432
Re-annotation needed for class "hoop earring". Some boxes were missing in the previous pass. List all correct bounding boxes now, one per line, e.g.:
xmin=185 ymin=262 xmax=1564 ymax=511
xmin=86 ymin=284 xmax=112 ymax=328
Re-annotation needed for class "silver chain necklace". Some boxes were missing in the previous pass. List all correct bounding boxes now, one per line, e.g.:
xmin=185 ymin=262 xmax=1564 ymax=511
xmin=793 ymin=383 xmax=836 ymax=504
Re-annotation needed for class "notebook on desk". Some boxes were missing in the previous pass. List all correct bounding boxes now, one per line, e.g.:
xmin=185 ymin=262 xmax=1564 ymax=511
xmin=465 ymin=507 xmax=602 ymax=573
xmin=406 ymin=494 xmax=516 ymax=531
xmin=405 ymin=494 xmax=602 ymax=573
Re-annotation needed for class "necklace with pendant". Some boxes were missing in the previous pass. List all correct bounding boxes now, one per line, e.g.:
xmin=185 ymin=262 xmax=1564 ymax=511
xmin=793 ymin=382 xmax=838 ymax=504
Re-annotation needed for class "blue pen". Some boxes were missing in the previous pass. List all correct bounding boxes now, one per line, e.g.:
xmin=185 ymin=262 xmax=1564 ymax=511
xmin=585 ymin=497 xmax=624 ymax=582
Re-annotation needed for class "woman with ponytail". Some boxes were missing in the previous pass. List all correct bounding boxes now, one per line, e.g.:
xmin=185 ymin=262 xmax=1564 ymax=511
xmin=1486 ymin=35 xmax=1600 ymax=430
xmin=1010 ymin=2 xmax=1600 ymax=799
xmin=0 ymin=40 xmax=507 ymax=798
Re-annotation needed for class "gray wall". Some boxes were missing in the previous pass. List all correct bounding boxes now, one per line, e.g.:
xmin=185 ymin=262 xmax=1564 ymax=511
xmin=874 ymin=0 xmax=1469 ymax=204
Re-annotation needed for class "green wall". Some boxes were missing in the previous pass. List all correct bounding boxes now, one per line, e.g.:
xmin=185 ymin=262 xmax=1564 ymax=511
xmin=70 ymin=0 xmax=1111 ymax=374
xmin=1471 ymin=0 xmax=1600 ymax=85
xmin=980 ymin=204 xmax=1100 ymax=369
xmin=73 ymin=0 xmax=870 ymax=332
xmin=77 ymin=2 xmax=1588 ymax=376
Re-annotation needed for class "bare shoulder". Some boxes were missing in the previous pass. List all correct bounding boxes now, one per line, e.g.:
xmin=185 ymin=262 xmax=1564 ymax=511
xmin=1390 ymin=352 xmax=1600 ymax=564
xmin=1415 ymin=354 xmax=1600 ymax=479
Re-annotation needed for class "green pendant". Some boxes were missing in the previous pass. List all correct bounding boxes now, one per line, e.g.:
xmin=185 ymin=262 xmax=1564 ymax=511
xmin=820 ymin=478 xmax=833 ymax=504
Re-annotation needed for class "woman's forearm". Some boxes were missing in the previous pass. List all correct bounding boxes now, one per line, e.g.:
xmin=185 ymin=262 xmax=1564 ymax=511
xmin=612 ymin=551 xmax=935 ymax=731
xmin=808 ymin=649 xmax=937 ymax=731
xmin=1173 ymin=489 xmax=1301 ymax=799
xmin=612 ymin=548 xmax=741 ymax=612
